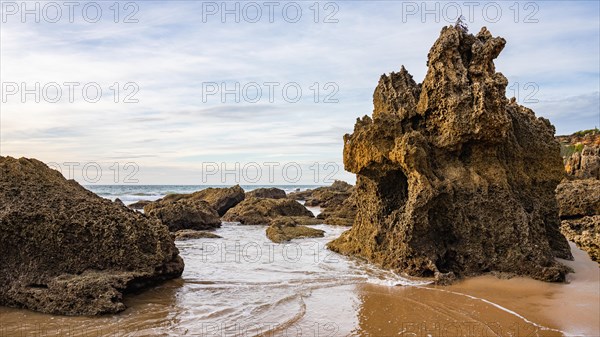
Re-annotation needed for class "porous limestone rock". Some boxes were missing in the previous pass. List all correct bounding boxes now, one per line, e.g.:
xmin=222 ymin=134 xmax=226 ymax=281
xmin=558 ymin=130 xmax=600 ymax=179
xmin=328 ymin=26 xmax=572 ymax=283
xmin=247 ymin=187 xmax=287 ymax=199
xmin=266 ymin=217 xmax=325 ymax=243
xmin=561 ymin=216 xmax=600 ymax=263
xmin=144 ymin=199 xmax=221 ymax=231
xmin=556 ymin=179 xmax=600 ymax=219
xmin=0 ymin=157 xmax=184 ymax=315
xmin=159 ymin=185 xmax=245 ymax=216
xmin=223 ymin=197 xmax=314 ymax=225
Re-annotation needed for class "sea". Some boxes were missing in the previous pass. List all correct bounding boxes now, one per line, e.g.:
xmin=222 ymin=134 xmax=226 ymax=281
xmin=84 ymin=185 xmax=322 ymax=205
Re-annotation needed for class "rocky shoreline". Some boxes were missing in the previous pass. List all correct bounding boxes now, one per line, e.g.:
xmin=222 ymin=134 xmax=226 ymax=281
xmin=0 ymin=160 xmax=340 ymax=316
xmin=1 ymin=26 xmax=598 ymax=318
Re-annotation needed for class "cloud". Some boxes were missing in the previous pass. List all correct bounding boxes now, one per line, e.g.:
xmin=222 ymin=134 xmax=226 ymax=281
xmin=1 ymin=1 xmax=598 ymax=183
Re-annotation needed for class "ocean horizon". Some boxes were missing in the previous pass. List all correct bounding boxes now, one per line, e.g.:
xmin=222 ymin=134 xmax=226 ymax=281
xmin=85 ymin=184 xmax=323 ymax=204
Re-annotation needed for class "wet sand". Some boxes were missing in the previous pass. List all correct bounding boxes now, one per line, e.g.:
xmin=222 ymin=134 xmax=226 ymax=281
xmin=0 ymin=225 xmax=598 ymax=337
xmin=292 ymin=243 xmax=598 ymax=336
xmin=444 ymin=243 xmax=600 ymax=337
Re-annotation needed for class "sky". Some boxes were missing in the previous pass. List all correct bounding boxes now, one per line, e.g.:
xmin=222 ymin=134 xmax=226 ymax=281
xmin=1 ymin=1 xmax=599 ymax=184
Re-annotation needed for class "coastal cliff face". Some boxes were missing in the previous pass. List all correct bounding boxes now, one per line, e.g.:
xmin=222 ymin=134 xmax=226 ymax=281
xmin=0 ymin=157 xmax=184 ymax=315
xmin=558 ymin=131 xmax=600 ymax=180
xmin=328 ymin=26 xmax=572 ymax=282
xmin=555 ymin=131 xmax=600 ymax=263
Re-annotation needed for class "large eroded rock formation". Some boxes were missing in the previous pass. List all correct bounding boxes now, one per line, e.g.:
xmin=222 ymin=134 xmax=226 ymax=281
xmin=328 ymin=26 xmax=572 ymax=282
xmin=0 ymin=157 xmax=184 ymax=315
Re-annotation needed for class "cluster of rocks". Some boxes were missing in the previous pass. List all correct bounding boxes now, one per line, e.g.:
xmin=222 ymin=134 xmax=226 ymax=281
xmin=288 ymin=180 xmax=357 ymax=226
xmin=328 ymin=26 xmax=573 ymax=283
xmin=222 ymin=188 xmax=324 ymax=243
xmin=142 ymin=185 xmax=244 ymax=234
xmin=0 ymin=157 xmax=184 ymax=315
xmin=138 ymin=186 xmax=323 ymax=244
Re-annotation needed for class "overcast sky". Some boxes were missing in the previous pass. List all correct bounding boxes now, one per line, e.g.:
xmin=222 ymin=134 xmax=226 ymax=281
xmin=1 ymin=1 xmax=599 ymax=184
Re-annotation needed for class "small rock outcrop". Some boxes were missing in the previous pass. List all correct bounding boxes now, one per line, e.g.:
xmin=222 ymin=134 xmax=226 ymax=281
xmin=247 ymin=187 xmax=287 ymax=199
xmin=556 ymin=179 xmax=600 ymax=218
xmin=266 ymin=217 xmax=325 ymax=243
xmin=173 ymin=230 xmax=222 ymax=241
xmin=160 ymin=185 xmax=245 ymax=216
xmin=289 ymin=181 xmax=357 ymax=226
xmin=188 ymin=185 xmax=245 ymax=216
xmin=128 ymin=200 xmax=152 ymax=210
xmin=560 ymin=216 xmax=599 ymax=263
xmin=223 ymin=198 xmax=314 ymax=225
xmin=556 ymin=179 xmax=600 ymax=263
xmin=144 ymin=199 xmax=221 ymax=231
xmin=289 ymin=180 xmax=352 ymax=207
xmin=0 ymin=157 xmax=184 ymax=315
xmin=328 ymin=26 xmax=572 ymax=283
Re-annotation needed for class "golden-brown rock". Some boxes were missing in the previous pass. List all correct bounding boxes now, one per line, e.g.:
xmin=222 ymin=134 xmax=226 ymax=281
xmin=289 ymin=181 xmax=357 ymax=226
xmin=561 ymin=216 xmax=600 ymax=263
xmin=556 ymin=179 xmax=600 ymax=218
xmin=328 ymin=26 xmax=572 ymax=283
xmin=557 ymin=129 xmax=600 ymax=179
xmin=159 ymin=185 xmax=245 ymax=216
xmin=144 ymin=198 xmax=221 ymax=231
xmin=223 ymin=197 xmax=314 ymax=225
xmin=266 ymin=217 xmax=325 ymax=243
xmin=247 ymin=187 xmax=287 ymax=199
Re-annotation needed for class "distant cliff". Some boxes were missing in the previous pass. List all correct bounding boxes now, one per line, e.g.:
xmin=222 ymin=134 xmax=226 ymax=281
xmin=557 ymin=129 xmax=600 ymax=180
xmin=555 ymin=129 xmax=600 ymax=264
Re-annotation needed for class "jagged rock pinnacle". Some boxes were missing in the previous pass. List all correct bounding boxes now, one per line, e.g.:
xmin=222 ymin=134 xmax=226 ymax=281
xmin=329 ymin=26 xmax=572 ymax=283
